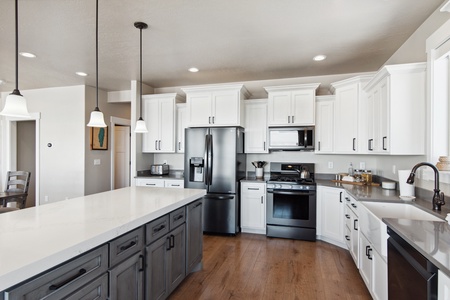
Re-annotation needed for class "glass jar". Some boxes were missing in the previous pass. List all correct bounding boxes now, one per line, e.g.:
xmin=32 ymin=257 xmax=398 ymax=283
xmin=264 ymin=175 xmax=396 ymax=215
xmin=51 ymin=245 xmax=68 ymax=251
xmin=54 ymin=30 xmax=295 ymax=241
xmin=354 ymin=169 xmax=363 ymax=182
xmin=362 ymin=170 xmax=372 ymax=184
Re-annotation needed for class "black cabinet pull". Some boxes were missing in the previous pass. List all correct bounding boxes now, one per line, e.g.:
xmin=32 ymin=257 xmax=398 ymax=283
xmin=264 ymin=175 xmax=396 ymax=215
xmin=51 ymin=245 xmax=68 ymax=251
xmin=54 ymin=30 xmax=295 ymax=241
xmin=345 ymin=235 xmax=350 ymax=241
xmin=166 ymin=236 xmax=171 ymax=250
xmin=354 ymin=219 xmax=358 ymax=231
xmin=248 ymin=187 xmax=260 ymax=190
xmin=382 ymin=136 xmax=387 ymax=150
xmin=153 ymin=224 xmax=166 ymax=233
xmin=345 ymin=214 xmax=350 ymax=219
xmin=368 ymin=139 xmax=373 ymax=151
xmin=339 ymin=192 xmax=342 ymax=203
xmin=173 ymin=214 xmax=184 ymax=221
xmin=368 ymin=248 xmax=373 ymax=260
xmin=119 ymin=240 xmax=137 ymax=251
xmin=345 ymin=197 xmax=350 ymax=202
xmin=318 ymin=141 xmax=321 ymax=151
xmin=351 ymin=203 xmax=357 ymax=208
xmin=139 ymin=254 xmax=145 ymax=272
xmin=353 ymin=138 xmax=356 ymax=151
xmin=170 ymin=234 xmax=175 ymax=249
xmin=194 ymin=202 xmax=202 ymax=208
xmin=366 ymin=245 xmax=370 ymax=257
xmin=49 ymin=268 xmax=87 ymax=291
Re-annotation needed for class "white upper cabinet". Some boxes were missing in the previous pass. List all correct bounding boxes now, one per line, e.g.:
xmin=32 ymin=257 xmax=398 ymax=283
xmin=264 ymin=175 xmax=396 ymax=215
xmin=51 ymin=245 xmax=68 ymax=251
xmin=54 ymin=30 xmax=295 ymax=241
xmin=265 ymin=84 xmax=320 ymax=126
xmin=315 ymin=96 xmax=335 ymax=153
xmin=142 ymin=93 xmax=184 ymax=153
xmin=331 ymin=75 xmax=373 ymax=154
xmin=364 ymin=62 xmax=426 ymax=155
xmin=176 ymin=103 xmax=187 ymax=153
xmin=244 ymin=99 xmax=268 ymax=153
xmin=182 ymin=84 xmax=250 ymax=127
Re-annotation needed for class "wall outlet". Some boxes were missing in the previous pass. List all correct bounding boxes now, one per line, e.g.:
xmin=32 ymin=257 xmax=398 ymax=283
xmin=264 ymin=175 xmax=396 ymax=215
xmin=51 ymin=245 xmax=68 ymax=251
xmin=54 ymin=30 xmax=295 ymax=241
xmin=360 ymin=162 xmax=366 ymax=169
xmin=328 ymin=162 xmax=333 ymax=169
xmin=94 ymin=159 xmax=101 ymax=166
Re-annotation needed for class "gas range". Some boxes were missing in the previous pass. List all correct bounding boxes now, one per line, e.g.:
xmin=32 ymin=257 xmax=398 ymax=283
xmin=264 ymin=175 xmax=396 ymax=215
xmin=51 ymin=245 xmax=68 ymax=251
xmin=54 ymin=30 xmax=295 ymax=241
xmin=266 ymin=162 xmax=316 ymax=191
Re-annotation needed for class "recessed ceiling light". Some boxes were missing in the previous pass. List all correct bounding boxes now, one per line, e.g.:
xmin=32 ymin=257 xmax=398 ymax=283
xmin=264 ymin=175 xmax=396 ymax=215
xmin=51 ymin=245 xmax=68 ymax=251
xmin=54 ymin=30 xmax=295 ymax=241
xmin=188 ymin=67 xmax=199 ymax=73
xmin=19 ymin=52 xmax=36 ymax=58
xmin=313 ymin=55 xmax=326 ymax=61
xmin=76 ymin=72 xmax=88 ymax=77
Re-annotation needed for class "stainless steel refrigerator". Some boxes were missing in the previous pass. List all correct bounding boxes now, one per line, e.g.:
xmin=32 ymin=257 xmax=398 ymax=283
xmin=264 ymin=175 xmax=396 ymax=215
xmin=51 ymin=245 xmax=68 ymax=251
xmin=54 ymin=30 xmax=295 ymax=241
xmin=184 ymin=127 xmax=246 ymax=235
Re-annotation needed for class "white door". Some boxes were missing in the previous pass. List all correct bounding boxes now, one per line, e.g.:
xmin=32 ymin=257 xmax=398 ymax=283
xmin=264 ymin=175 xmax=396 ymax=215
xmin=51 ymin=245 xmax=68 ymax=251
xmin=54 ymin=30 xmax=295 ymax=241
xmin=114 ymin=126 xmax=130 ymax=189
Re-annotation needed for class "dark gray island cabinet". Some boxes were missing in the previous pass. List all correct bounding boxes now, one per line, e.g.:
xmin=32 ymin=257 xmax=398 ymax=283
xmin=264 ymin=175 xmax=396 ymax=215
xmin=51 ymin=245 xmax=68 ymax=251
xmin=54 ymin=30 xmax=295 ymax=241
xmin=0 ymin=187 xmax=205 ymax=300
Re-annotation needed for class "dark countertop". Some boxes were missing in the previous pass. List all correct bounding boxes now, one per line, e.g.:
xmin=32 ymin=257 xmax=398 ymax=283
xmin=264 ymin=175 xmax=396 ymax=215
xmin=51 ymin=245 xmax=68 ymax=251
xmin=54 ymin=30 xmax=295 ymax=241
xmin=383 ymin=218 xmax=450 ymax=277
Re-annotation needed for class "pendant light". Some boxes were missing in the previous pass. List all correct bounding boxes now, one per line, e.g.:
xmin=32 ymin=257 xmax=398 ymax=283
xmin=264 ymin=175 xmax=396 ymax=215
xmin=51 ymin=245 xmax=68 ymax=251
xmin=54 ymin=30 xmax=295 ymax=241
xmin=134 ymin=21 xmax=148 ymax=133
xmin=0 ymin=0 xmax=30 ymax=118
xmin=87 ymin=0 xmax=107 ymax=127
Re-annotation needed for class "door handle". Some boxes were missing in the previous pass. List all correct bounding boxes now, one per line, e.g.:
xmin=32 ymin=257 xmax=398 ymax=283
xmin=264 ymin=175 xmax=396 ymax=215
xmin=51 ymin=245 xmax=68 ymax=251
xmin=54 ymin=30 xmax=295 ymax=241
xmin=368 ymin=139 xmax=373 ymax=151
xmin=292 ymin=115 xmax=295 ymax=123
xmin=261 ymin=196 xmax=264 ymax=204
xmin=383 ymin=136 xmax=387 ymax=150
xmin=158 ymin=140 xmax=161 ymax=150
xmin=353 ymin=138 xmax=356 ymax=151
xmin=345 ymin=235 xmax=350 ymax=241
xmin=339 ymin=192 xmax=342 ymax=203
xmin=354 ymin=219 xmax=358 ymax=231
xmin=155 ymin=140 xmax=158 ymax=150
xmin=367 ymin=248 xmax=373 ymax=260
xmin=288 ymin=116 xmax=291 ymax=123
xmin=318 ymin=141 xmax=320 ymax=151
xmin=212 ymin=116 xmax=215 ymax=124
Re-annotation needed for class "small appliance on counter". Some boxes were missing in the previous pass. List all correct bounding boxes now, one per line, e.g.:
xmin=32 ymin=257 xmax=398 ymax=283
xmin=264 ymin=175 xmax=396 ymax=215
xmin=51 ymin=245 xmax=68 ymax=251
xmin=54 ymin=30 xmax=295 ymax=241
xmin=150 ymin=164 xmax=169 ymax=175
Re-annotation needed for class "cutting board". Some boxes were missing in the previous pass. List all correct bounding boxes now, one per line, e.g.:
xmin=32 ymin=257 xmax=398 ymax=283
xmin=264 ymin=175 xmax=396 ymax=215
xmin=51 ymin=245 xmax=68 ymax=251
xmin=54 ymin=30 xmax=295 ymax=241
xmin=331 ymin=180 xmax=380 ymax=186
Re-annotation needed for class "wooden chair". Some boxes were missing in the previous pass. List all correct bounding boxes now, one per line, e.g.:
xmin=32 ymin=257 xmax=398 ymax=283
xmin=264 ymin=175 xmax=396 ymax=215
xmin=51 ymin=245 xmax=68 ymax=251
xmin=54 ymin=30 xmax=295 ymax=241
xmin=4 ymin=171 xmax=31 ymax=209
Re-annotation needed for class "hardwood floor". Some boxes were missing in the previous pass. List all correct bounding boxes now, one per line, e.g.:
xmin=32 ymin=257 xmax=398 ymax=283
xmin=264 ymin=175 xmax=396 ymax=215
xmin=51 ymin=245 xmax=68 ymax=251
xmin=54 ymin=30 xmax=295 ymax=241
xmin=170 ymin=233 xmax=372 ymax=300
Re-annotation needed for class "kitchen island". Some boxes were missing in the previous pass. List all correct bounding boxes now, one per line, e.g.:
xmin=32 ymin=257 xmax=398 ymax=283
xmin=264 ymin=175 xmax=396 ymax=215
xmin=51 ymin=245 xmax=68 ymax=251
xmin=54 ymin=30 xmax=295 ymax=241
xmin=0 ymin=186 xmax=205 ymax=297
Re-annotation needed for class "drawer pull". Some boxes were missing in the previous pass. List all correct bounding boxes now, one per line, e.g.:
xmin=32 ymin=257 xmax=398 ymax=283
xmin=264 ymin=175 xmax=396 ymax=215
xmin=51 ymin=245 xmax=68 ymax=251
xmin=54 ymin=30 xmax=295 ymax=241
xmin=345 ymin=214 xmax=350 ymax=219
xmin=49 ymin=268 xmax=87 ymax=291
xmin=354 ymin=219 xmax=358 ymax=231
xmin=345 ymin=235 xmax=350 ymax=241
xmin=170 ymin=234 xmax=175 ymax=249
xmin=171 ymin=184 xmax=181 ymax=187
xmin=194 ymin=202 xmax=202 ymax=208
xmin=119 ymin=240 xmax=137 ymax=251
xmin=247 ymin=188 xmax=260 ymax=190
xmin=351 ymin=203 xmax=357 ymax=208
xmin=173 ymin=214 xmax=184 ymax=221
xmin=153 ymin=224 xmax=166 ymax=233
xmin=146 ymin=183 xmax=156 ymax=186
xmin=139 ymin=254 xmax=145 ymax=272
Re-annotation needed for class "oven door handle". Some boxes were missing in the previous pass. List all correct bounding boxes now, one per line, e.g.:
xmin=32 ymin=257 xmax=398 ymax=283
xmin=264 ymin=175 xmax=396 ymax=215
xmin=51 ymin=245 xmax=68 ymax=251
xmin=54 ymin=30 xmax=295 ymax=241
xmin=268 ymin=190 xmax=315 ymax=196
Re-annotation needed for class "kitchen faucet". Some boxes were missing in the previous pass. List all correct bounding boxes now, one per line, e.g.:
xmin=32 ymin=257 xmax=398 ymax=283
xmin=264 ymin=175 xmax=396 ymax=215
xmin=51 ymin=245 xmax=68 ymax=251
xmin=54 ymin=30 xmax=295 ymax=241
xmin=406 ymin=162 xmax=445 ymax=211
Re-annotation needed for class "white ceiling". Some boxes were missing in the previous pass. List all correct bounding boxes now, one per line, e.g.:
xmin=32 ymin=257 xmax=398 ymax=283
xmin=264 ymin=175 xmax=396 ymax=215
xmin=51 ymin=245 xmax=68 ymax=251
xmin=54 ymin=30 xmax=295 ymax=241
xmin=0 ymin=0 xmax=446 ymax=94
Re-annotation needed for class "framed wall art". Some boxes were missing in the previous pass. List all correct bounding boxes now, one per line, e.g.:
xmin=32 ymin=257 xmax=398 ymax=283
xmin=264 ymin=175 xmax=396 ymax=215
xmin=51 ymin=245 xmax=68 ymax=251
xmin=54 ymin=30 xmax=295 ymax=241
xmin=91 ymin=126 xmax=108 ymax=150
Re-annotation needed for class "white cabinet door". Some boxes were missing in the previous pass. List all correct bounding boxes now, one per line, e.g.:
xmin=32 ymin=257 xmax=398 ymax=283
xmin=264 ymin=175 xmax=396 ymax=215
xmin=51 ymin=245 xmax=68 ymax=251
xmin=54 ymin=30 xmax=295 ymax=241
xmin=318 ymin=186 xmax=345 ymax=247
xmin=176 ymin=104 xmax=187 ymax=153
xmin=212 ymin=90 xmax=240 ymax=125
xmin=159 ymin=98 xmax=175 ymax=152
xmin=315 ymin=96 xmax=334 ymax=153
xmin=372 ymin=249 xmax=387 ymax=300
xmin=142 ymin=99 xmax=160 ymax=152
xmin=291 ymin=89 xmax=315 ymax=125
xmin=359 ymin=233 xmax=372 ymax=289
xmin=240 ymin=182 xmax=266 ymax=234
xmin=439 ymin=270 xmax=450 ymax=300
xmin=334 ymin=83 xmax=359 ymax=153
xmin=187 ymin=93 xmax=212 ymax=127
xmin=267 ymin=91 xmax=291 ymax=125
xmin=244 ymin=99 xmax=268 ymax=153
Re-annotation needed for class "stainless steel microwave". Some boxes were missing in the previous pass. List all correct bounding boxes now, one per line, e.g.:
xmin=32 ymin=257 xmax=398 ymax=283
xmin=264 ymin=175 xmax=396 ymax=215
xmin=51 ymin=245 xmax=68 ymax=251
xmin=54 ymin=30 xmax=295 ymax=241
xmin=268 ymin=127 xmax=314 ymax=151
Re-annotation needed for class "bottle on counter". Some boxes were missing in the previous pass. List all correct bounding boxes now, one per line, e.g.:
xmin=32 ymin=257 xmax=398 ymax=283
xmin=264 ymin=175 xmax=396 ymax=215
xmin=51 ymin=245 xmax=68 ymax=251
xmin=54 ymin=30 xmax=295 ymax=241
xmin=348 ymin=163 xmax=354 ymax=176
xmin=362 ymin=170 xmax=372 ymax=184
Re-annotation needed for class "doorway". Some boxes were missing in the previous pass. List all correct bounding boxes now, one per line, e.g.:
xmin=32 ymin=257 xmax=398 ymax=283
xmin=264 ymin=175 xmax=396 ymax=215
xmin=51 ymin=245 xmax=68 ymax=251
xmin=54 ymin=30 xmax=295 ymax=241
xmin=110 ymin=117 xmax=131 ymax=190
xmin=17 ymin=121 xmax=36 ymax=207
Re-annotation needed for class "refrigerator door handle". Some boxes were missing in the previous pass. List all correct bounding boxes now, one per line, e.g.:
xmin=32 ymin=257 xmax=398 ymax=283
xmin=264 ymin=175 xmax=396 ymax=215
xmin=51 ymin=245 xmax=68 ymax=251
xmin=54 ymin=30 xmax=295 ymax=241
xmin=208 ymin=134 xmax=213 ymax=185
xmin=204 ymin=134 xmax=209 ymax=185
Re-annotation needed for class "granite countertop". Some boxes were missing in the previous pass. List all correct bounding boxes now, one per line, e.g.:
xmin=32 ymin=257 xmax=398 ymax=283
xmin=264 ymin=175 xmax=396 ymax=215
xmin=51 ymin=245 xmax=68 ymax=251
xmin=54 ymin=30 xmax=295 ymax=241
xmin=0 ymin=187 xmax=206 ymax=291
xmin=383 ymin=218 xmax=450 ymax=277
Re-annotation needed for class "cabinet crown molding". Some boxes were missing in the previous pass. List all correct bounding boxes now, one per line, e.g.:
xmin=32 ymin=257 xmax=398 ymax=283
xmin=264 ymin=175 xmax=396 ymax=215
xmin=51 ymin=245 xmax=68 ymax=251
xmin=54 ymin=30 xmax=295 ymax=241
xmin=142 ymin=93 xmax=185 ymax=103
xmin=363 ymin=62 xmax=426 ymax=92
xmin=330 ymin=74 xmax=375 ymax=92
xmin=264 ymin=83 xmax=320 ymax=93
xmin=181 ymin=84 xmax=250 ymax=98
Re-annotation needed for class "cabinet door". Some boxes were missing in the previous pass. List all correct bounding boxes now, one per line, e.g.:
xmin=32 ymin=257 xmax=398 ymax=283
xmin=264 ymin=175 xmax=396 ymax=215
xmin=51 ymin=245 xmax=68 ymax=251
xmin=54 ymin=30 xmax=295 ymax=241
xmin=241 ymin=183 xmax=266 ymax=234
xmin=379 ymin=78 xmax=389 ymax=152
xmin=187 ymin=93 xmax=212 ymax=126
xmin=176 ymin=104 xmax=187 ymax=153
xmin=146 ymin=236 xmax=169 ymax=300
xmin=212 ymin=90 xmax=240 ymax=125
xmin=167 ymin=225 xmax=186 ymax=294
xmin=142 ymin=99 xmax=160 ymax=152
xmin=186 ymin=200 xmax=203 ymax=274
xmin=244 ymin=100 xmax=268 ymax=153
xmin=109 ymin=251 xmax=144 ymax=300
xmin=319 ymin=187 xmax=345 ymax=245
xmin=439 ymin=270 xmax=450 ymax=300
xmin=372 ymin=249 xmax=387 ymax=300
xmin=159 ymin=98 xmax=175 ymax=152
xmin=268 ymin=91 xmax=291 ymax=125
xmin=349 ymin=207 xmax=359 ymax=267
xmin=291 ymin=89 xmax=315 ymax=125
xmin=359 ymin=233 xmax=372 ymax=289
xmin=315 ymin=99 xmax=334 ymax=153
xmin=334 ymin=84 xmax=359 ymax=153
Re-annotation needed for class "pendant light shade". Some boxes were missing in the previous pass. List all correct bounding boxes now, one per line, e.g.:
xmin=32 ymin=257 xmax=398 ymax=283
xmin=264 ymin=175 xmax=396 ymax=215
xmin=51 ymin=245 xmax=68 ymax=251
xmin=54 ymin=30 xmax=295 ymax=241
xmin=87 ymin=0 xmax=106 ymax=128
xmin=0 ymin=0 xmax=30 ymax=118
xmin=134 ymin=21 xmax=148 ymax=133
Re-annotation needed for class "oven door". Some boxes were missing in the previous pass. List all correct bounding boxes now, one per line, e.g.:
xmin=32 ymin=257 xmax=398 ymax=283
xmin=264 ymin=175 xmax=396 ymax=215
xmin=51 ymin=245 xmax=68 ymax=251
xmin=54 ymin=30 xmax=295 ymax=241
xmin=266 ymin=189 xmax=316 ymax=228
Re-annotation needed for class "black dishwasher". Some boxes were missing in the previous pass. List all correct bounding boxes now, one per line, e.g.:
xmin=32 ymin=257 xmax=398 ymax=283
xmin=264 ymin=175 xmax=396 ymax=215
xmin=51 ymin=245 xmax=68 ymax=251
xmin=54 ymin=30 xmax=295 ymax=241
xmin=387 ymin=227 xmax=438 ymax=300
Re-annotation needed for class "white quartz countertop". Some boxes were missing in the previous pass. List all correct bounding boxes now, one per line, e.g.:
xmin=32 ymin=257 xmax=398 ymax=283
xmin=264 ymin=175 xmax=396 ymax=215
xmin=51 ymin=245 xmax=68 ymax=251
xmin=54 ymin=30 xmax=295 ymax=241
xmin=0 ymin=186 xmax=206 ymax=291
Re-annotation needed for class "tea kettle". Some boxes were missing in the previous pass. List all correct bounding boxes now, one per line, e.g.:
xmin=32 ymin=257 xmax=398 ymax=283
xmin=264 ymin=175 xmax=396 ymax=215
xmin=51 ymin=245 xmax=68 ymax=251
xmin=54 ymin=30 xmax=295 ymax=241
xmin=300 ymin=167 xmax=310 ymax=179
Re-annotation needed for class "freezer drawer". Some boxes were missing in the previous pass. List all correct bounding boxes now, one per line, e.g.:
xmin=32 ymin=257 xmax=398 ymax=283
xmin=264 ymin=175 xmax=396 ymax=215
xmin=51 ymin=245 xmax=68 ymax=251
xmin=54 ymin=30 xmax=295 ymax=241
xmin=202 ymin=194 xmax=238 ymax=235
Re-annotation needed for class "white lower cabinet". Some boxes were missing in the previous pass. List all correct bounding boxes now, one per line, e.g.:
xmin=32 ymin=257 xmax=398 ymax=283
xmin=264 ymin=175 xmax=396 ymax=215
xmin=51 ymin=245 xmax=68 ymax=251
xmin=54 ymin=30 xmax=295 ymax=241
xmin=316 ymin=186 xmax=346 ymax=248
xmin=439 ymin=270 xmax=450 ymax=300
xmin=136 ymin=178 xmax=184 ymax=188
xmin=240 ymin=182 xmax=266 ymax=234
xmin=344 ymin=193 xmax=359 ymax=268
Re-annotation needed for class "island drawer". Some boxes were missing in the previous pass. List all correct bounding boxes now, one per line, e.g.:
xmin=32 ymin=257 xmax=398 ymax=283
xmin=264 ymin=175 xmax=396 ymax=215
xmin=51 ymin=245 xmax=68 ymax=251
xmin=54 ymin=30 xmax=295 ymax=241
xmin=146 ymin=215 xmax=170 ymax=245
xmin=109 ymin=227 xmax=145 ymax=267
xmin=5 ymin=245 xmax=108 ymax=300
xmin=170 ymin=207 xmax=186 ymax=229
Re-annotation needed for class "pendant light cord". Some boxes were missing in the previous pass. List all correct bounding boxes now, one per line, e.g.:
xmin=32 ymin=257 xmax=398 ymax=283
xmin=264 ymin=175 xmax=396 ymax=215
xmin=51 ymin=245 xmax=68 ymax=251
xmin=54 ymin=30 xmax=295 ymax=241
xmin=12 ymin=0 xmax=20 ymax=96
xmin=95 ymin=0 xmax=99 ymax=110
xmin=139 ymin=26 xmax=143 ymax=119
